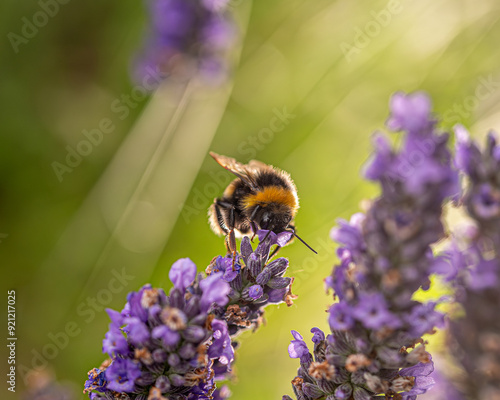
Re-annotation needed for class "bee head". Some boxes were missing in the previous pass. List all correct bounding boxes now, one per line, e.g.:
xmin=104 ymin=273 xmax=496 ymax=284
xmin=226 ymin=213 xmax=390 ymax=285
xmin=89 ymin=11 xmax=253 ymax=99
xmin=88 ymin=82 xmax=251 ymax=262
xmin=249 ymin=203 xmax=317 ymax=255
xmin=253 ymin=204 xmax=293 ymax=234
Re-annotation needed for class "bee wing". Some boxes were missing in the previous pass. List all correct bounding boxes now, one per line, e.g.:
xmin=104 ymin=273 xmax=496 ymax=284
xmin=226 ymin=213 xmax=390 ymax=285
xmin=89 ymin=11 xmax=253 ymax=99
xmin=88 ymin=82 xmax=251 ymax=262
xmin=209 ymin=152 xmax=259 ymax=190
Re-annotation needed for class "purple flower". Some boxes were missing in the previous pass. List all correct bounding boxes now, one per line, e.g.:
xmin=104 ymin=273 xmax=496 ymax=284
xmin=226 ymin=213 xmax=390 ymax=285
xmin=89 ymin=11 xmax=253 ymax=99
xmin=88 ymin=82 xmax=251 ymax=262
xmin=386 ymin=91 xmax=431 ymax=133
xmin=470 ymin=183 xmax=500 ymax=219
xmin=420 ymin=367 xmax=465 ymax=400
xmin=285 ymin=92 xmax=456 ymax=400
xmin=208 ymin=319 xmax=234 ymax=366
xmin=330 ymin=214 xmax=365 ymax=255
xmin=124 ymin=288 xmax=148 ymax=323
xmin=208 ymin=229 xmax=296 ymax=336
xmin=203 ymin=16 xmax=235 ymax=49
xmin=105 ymin=358 xmax=141 ymax=393
xmin=106 ymin=309 xmax=124 ymax=327
xmin=257 ymin=230 xmax=294 ymax=247
xmin=84 ymin=368 xmax=107 ymax=394
xmin=334 ymin=384 xmax=352 ymax=399
xmin=87 ymin=226 xmax=297 ymax=399
xmin=102 ymin=324 xmax=128 ymax=357
xmin=328 ymin=249 xmax=353 ymax=302
xmin=134 ymin=0 xmax=236 ymax=85
xmin=248 ymin=284 xmax=264 ymax=300
xmin=310 ymin=327 xmax=325 ymax=344
xmin=352 ymin=293 xmax=401 ymax=330
xmin=399 ymin=358 xmax=435 ymax=399
xmin=430 ymin=253 xmax=458 ymax=282
xmin=151 ymin=324 xmax=180 ymax=346
xmin=467 ymin=258 xmax=499 ymax=290
xmin=210 ymin=255 xmax=242 ymax=283
xmin=454 ymin=124 xmax=475 ymax=174
xmin=404 ymin=302 xmax=444 ymax=337
xmin=328 ymin=302 xmax=355 ymax=331
xmin=399 ymin=357 xmax=434 ymax=379
xmin=123 ymin=317 xmax=149 ymax=346
xmin=200 ymin=272 xmax=230 ymax=312
xmin=169 ymin=258 xmax=197 ymax=291
xmin=212 ymin=385 xmax=232 ymax=400
xmin=267 ymin=288 xmax=287 ymax=303
xmin=85 ymin=260 xmax=234 ymax=400
xmin=288 ymin=331 xmax=312 ymax=364
xmin=443 ymin=130 xmax=500 ymax=399
xmin=363 ymin=132 xmax=394 ymax=181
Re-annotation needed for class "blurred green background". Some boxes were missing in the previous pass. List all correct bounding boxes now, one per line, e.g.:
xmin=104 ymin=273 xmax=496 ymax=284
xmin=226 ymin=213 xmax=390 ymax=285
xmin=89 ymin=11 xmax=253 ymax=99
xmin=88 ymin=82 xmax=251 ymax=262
xmin=2 ymin=0 xmax=500 ymax=398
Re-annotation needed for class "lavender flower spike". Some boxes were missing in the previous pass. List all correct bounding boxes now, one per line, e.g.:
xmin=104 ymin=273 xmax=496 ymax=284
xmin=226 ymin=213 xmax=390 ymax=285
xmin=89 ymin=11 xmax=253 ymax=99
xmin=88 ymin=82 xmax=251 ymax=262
xmin=84 ymin=259 xmax=234 ymax=400
xmin=85 ymin=229 xmax=297 ymax=399
xmin=443 ymin=126 xmax=500 ymax=399
xmin=207 ymin=231 xmax=296 ymax=337
xmin=285 ymin=92 xmax=459 ymax=400
xmin=134 ymin=0 xmax=237 ymax=86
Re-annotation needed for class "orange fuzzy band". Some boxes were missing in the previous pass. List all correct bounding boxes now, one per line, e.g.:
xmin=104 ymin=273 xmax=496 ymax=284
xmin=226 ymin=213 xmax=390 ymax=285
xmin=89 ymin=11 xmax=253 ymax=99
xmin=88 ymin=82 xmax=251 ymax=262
xmin=243 ymin=186 xmax=298 ymax=211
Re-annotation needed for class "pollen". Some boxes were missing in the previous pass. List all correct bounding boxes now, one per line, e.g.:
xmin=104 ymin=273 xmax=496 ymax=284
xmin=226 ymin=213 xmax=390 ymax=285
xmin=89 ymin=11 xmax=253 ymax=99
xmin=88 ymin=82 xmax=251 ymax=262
xmin=160 ymin=307 xmax=187 ymax=331
xmin=141 ymin=288 xmax=160 ymax=308
xmin=185 ymin=367 xmax=209 ymax=386
xmin=243 ymin=186 xmax=298 ymax=211
xmin=308 ymin=361 xmax=336 ymax=380
xmin=148 ymin=387 xmax=167 ymax=400
xmin=135 ymin=348 xmax=153 ymax=365
xmin=345 ymin=353 xmax=371 ymax=372
xmin=291 ymin=376 xmax=304 ymax=390
xmin=390 ymin=376 xmax=415 ymax=392
xmin=225 ymin=304 xmax=251 ymax=328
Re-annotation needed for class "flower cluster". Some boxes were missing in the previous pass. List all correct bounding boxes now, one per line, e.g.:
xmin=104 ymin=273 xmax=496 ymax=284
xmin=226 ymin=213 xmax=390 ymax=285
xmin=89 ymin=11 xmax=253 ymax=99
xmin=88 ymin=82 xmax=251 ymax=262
xmin=134 ymin=0 xmax=236 ymax=85
xmin=84 ymin=258 xmax=234 ymax=400
xmin=284 ymin=92 xmax=459 ymax=400
xmin=203 ymin=230 xmax=297 ymax=379
xmin=84 ymin=230 xmax=296 ymax=399
xmin=208 ymin=230 xmax=296 ymax=338
xmin=442 ymin=127 xmax=500 ymax=399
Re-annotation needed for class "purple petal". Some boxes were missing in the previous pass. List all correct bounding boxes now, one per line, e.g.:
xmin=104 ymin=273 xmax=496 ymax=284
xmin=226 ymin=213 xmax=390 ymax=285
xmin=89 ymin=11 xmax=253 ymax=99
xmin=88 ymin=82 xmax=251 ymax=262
xmin=387 ymin=91 xmax=431 ymax=133
xmin=199 ymin=272 xmax=230 ymax=312
xmin=248 ymin=284 xmax=264 ymax=300
xmin=105 ymin=358 xmax=141 ymax=393
xmin=124 ymin=317 xmax=150 ymax=346
xmin=169 ymin=258 xmax=197 ymax=291
xmin=311 ymin=327 xmax=325 ymax=344
xmin=328 ymin=303 xmax=355 ymax=331
xmin=208 ymin=319 xmax=234 ymax=366
xmin=152 ymin=325 xmax=180 ymax=346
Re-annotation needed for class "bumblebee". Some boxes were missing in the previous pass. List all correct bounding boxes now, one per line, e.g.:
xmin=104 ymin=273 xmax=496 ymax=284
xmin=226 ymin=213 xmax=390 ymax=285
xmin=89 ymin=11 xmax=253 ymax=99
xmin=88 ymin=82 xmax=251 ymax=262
xmin=208 ymin=152 xmax=316 ymax=258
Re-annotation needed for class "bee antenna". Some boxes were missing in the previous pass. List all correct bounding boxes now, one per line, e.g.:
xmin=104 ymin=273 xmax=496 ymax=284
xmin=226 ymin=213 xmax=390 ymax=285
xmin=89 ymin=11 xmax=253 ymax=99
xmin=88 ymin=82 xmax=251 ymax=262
xmin=293 ymin=232 xmax=318 ymax=254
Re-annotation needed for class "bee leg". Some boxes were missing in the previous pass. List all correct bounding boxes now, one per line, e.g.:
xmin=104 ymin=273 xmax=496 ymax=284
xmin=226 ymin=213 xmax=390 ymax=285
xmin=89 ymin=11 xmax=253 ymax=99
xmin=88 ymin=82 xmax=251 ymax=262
xmin=215 ymin=199 xmax=238 ymax=270
xmin=249 ymin=205 xmax=261 ymax=242
xmin=228 ymin=231 xmax=238 ymax=271
xmin=227 ymin=207 xmax=238 ymax=271
xmin=250 ymin=221 xmax=258 ymax=242
xmin=213 ymin=200 xmax=229 ymax=235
